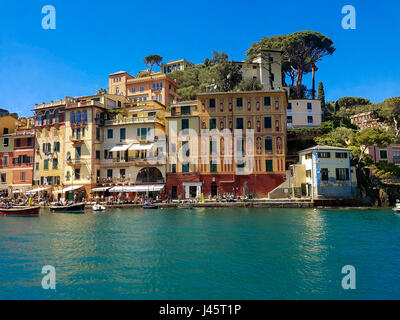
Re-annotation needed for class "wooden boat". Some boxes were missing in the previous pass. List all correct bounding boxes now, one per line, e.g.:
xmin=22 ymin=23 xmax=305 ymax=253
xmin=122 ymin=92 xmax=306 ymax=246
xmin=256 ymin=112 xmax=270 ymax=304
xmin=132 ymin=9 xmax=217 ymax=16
xmin=143 ymin=205 xmax=159 ymax=210
xmin=0 ymin=206 xmax=40 ymax=217
xmin=50 ymin=203 xmax=85 ymax=214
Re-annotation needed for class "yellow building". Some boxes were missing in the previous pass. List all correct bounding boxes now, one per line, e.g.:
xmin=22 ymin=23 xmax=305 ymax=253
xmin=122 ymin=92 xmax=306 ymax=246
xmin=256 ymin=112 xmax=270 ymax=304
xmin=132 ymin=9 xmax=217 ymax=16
xmin=61 ymin=94 xmax=126 ymax=201
xmin=161 ymin=59 xmax=194 ymax=74
xmin=33 ymin=99 xmax=67 ymax=198
xmin=0 ymin=116 xmax=18 ymax=195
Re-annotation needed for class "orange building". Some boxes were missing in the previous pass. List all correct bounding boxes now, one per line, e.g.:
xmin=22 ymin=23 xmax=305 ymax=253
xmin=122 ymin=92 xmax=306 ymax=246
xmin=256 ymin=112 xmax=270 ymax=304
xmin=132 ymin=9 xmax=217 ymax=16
xmin=108 ymin=72 xmax=180 ymax=106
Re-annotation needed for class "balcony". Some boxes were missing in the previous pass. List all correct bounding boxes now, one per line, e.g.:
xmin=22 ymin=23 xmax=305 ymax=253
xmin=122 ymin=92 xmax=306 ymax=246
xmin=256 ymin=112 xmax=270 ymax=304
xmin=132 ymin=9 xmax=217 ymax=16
xmin=66 ymin=159 xmax=84 ymax=167
xmin=104 ymin=116 xmax=156 ymax=126
xmin=70 ymin=136 xmax=84 ymax=145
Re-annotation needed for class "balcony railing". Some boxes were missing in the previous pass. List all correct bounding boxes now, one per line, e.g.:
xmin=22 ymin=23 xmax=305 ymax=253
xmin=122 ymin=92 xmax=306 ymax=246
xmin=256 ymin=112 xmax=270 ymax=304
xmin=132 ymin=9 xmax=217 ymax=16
xmin=104 ymin=116 xmax=156 ymax=126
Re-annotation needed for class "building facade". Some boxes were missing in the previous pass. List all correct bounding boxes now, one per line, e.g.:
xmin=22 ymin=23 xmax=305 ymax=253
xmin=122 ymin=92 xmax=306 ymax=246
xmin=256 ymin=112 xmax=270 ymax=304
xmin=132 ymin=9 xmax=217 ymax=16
xmin=108 ymin=72 xmax=180 ymax=106
xmin=271 ymin=145 xmax=358 ymax=199
xmin=0 ymin=116 xmax=35 ymax=196
xmin=98 ymin=100 xmax=167 ymax=197
xmin=287 ymin=99 xmax=322 ymax=128
xmin=33 ymin=99 xmax=67 ymax=197
xmin=350 ymin=111 xmax=386 ymax=130
xmin=161 ymin=59 xmax=194 ymax=74
xmin=367 ymin=144 xmax=400 ymax=164
xmin=166 ymin=91 xmax=288 ymax=200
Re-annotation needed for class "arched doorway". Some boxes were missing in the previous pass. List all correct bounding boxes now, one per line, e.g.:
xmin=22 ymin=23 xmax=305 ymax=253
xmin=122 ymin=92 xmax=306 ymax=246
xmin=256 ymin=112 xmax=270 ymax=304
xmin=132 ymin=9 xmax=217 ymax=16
xmin=211 ymin=182 xmax=218 ymax=197
xmin=136 ymin=167 xmax=163 ymax=183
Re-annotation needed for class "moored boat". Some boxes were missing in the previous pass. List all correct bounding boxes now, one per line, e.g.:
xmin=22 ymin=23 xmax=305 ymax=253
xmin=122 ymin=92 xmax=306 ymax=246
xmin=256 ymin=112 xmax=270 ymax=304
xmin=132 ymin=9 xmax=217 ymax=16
xmin=93 ymin=204 xmax=106 ymax=211
xmin=143 ymin=205 xmax=159 ymax=210
xmin=0 ymin=206 xmax=40 ymax=217
xmin=50 ymin=203 xmax=85 ymax=214
xmin=393 ymin=200 xmax=400 ymax=212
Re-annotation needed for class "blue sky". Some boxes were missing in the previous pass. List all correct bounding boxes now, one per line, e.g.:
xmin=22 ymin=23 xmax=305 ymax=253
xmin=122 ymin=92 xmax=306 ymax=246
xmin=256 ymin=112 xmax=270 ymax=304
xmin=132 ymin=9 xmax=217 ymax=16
xmin=0 ymin=0 xmax=399 ymax=117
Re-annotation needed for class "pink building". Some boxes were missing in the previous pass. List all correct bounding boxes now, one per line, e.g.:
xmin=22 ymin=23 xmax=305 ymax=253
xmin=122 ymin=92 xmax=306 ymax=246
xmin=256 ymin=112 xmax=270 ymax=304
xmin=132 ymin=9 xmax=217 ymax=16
xmin=368 ymin=144 xmax=400 ymax=164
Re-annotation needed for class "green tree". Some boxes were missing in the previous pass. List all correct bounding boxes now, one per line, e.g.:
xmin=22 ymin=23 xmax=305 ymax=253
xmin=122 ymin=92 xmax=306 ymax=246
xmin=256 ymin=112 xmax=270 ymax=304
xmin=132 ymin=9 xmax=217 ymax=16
xmin=377 ymin=97 xmax=400 ymax=137
xmin=314 ymin=127 xmax=354 ymax=147
xmin=143 ymin=54 xmax=163 ymax=75
xmin=177 ymin=86 xmax=197 ymax=101
xmin=317 ymin=82 xmax=325 ymax=106
xmin=214 ymin=60 xmax=242 ymax=92
xmin=337 ymin=97 xmax=371 ymax=108
xmin=235 ymin=78 xmax=262 ymax=91
xmin=97 ymin=88 xmax=107 ymax=95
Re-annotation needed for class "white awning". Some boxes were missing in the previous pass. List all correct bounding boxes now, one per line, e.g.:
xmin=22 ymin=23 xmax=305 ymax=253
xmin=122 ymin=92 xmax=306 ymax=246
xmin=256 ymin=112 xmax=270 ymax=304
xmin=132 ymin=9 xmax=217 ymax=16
xmin=183 ymin=182 xmax=202 ymax=187
xmin=109 ymin=186 xmax=137 ymax=193
xmin=91 ymin=187 xmax=111 ymax=193
xmin=52 ymin=185 xmax=84 ymax=194
xmin=129 ymin=143 xmax=154 ymax=151
xmin=109 ymin=185 xmax=165 ymax=193
xmin=26 ymin=187 xmax=51 ymax=194
xmin=110 ymin=144 xmax=132 ymax=152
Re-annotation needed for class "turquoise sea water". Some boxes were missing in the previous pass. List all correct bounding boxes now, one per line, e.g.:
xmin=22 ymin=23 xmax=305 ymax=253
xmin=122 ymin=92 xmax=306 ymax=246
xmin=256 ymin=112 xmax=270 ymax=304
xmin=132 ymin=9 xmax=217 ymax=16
xmin=0 ymin=207 xmax=400 ymax=300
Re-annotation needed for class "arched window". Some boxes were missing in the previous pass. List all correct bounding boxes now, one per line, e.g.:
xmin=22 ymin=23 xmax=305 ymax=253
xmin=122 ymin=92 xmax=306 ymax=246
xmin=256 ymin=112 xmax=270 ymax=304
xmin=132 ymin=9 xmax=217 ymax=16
xmin=70 ymin=112 xmax=75 ymax=123
xmin=38 ymin=113 xmax=43 ymax=124
xmin=54 ymin=109 xmax=59 ymax=122
xmin=82 ymin=110 xmax=88 ymax=122
xmin=45 ymin=111 xmax=50 ymax=123
xmin=77 ymin=111 xmax=81 ymax=123
xmin=264 ymin=137 xmax=273 ymax=154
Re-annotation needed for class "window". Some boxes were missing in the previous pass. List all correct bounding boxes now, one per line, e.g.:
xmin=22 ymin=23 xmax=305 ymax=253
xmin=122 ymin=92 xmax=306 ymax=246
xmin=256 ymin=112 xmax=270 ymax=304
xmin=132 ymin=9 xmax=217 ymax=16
xmin=182 ymin=141 xmax=190 ymax=157
xmin=52 ymin=159 xmax=58 ymax=169
xmin=236 ymin=98 xmax=243 ymax=107
xmin=210 ymin=161 xmax=217 ymax=172
xmin=380 ymin=150 xmax=388 ymax=159
xmin=1 ymin=173 xmax=6 ymax=183
xmin=181 ymin=106 xmax=191 ymax=115
xmin=16 ymin=139 xmax=21 ymax=147
xmin=393 ymin=151 xmax=400 ymax=164
xmin=306 ymin=170 xmax=312 ymax=178
xmin=171 ymin=186 xmax=178 ymax=199
xmin=209 ymin=99 xmax=216 ymax=108
xmin=3 ymin=138 xmax=9 ymax=147
xmin=287 ymin=116 xmax=293 ymax=124
xmin=120 ymin=169 xmax=126 ymax=179
xmin=44 ymin=159 xmax=49 ymax=170
xmin=305 ymin=153 xmax=312 ymax=160
xmin=336 ymin=152 xmax=348 ymax=159
xmin=70 ymin=112 xmax=75 ymax=123
xmin=66 ymin=171 xmax=71 ymax=181
xmin=36 ymin=163 xmax=39 ymax=170
xmin=307 ymin=102 xmax=312 ymax=110
xmin=264 ymin=97 xmax=271 ymax=106
xmin=265 ymin=138 xmax=273 ymax=153
xmin=74 ymin=169 xmax=81 ymax=180
xmin=318 ymin=152 xmax=331 ymax=158
xmin=107 ymin=169 xmax=113 ymax=179
xmin=264 ymin=117 xmax=272 ymax=129
xmin=131 ymin=87 xmax=136 ymax=93
xmin=54 ymin=141 xmax=60 ymax=152
xmin=236 ymin=118 xmax=243 ymax=129
xmin=182 ymin=163 xmax=190 ymax=173
xmin=3 ymin=128 xmax=8 ymax=134
xmin=77 ymin=111 xmax=81 ymax=123
xmin=27 ymin=138 xmax=32 ymax=146
xmin=120 ymin=128 xmax=126 ymax=140
xmin=139 ymin=86 xmax=144 ymax=92
xmin=210 ymin=139 xmax=217 ymax=155
xmin=321 ymin=168 xmax=329 ymax=181
xmin=96 ymin=150 xmax=101 ymax=159
xmin=265 ymin=160 xmax=273 ymax=172
xmin=83 ymin=110 xmax=88 ymax=122
xmin=107 ymin=129 xmax=113 ymax=139
xmin=54 ymin=109 xmax=59 ymax=122
xmin=336 ymin=168 xmax=349 ymax=181
xmin=209 ymin=118 xmax=216 ymax=130
xmin=172 ymin=164 xmax=176 ymax=173
xmin=115 ymin=87 xmax=120 ymax=95
xmin=181 ymin=119 xmax=189 ymax=131
xmin=96 ymin=127 xmax=101 ymax=140
xmin=287 ymin=103 xmax=292 ymax=110
xmin=2 ymin=155 xmax=8 ymax=166
xmin=308 ymin=116 xmax=313 ymax=124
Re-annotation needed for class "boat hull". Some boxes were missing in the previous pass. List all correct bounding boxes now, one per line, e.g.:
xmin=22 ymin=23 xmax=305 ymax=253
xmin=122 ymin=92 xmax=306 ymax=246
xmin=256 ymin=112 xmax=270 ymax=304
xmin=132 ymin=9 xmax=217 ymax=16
xmin=50 ymin=203 xmax=85 ymax=214
xmin=0 ymin=206 xmax=40 ymax=217
xmin=143 ymin=205 xmax=159 ymax=210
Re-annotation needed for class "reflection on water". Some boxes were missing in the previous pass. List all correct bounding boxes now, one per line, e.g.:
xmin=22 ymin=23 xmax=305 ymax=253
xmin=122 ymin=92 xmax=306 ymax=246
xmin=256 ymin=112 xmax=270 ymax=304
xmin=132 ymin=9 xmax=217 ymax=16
xmin=1 ymin=207 xmax=400 ymax=299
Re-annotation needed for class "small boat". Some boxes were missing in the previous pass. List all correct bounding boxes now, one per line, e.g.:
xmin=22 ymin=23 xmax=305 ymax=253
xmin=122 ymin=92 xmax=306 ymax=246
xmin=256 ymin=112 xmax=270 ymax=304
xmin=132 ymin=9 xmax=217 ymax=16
xmin=178 ymin=205 xmax=194 ymax=209
xmin=93 ymin=204 xmax=106 ymax=211
xmin=143 ymin=205 xmax=159 ymax=210
xmin=0 ymin=206 xmax=40 ymax=217
xmin=50 ymin=203 xmax=85 ymax=214
xmin=393 ymin=200 xmax=400 ymax=212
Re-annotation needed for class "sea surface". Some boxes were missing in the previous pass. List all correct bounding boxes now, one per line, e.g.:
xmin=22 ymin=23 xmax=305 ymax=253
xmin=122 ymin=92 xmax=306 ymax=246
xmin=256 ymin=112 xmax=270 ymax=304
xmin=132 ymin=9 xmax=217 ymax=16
xmin=0 ymin=207 xmax=400 ymax=300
